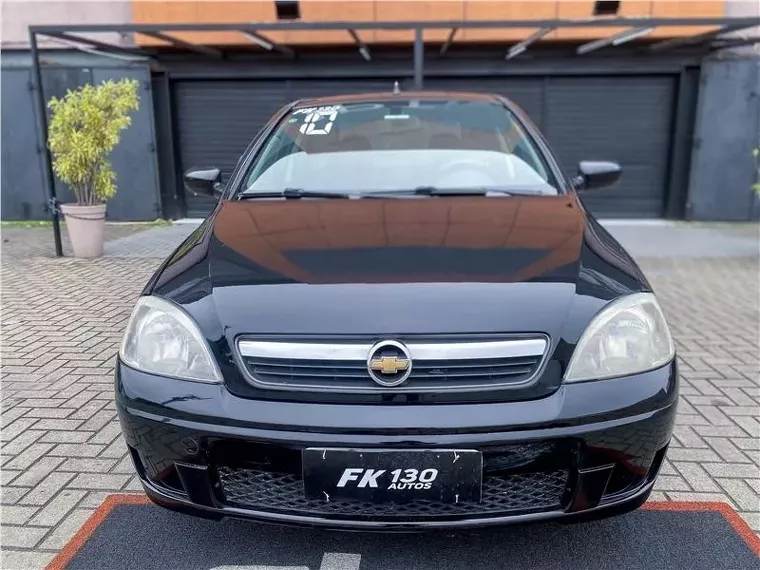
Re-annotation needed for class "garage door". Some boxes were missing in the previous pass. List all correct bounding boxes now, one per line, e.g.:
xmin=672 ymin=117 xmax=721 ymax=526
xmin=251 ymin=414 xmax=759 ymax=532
xmin=174 ymin=75 xmax=676 ymax=218
xmin=426 ymin=76 xmax=677 ymax=218
xmin=174 ymin=79 xmax=394 ymax=217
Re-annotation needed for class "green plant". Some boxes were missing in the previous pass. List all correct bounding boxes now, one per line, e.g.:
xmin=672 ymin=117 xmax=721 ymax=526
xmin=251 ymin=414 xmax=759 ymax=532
xmin=47 ymin=79 xmax=140 ymax=205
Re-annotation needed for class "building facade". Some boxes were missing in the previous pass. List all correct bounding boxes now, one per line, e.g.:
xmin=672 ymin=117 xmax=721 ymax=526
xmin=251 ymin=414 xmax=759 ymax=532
xmin=2 ymin=1 xmax=759 ymax=221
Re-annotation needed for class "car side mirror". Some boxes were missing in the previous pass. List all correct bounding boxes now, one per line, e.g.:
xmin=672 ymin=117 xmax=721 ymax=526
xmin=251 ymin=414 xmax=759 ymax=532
xmin=573 ymin=161 xmax=622 ymax=190
xmin=183 ymin=167 xmax=223 ymax=197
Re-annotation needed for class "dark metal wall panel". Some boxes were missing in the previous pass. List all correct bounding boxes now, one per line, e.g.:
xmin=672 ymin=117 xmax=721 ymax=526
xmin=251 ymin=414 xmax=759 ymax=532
xmin=174 ymin=78 xmax=393 ymax=217
xmin=92 ymin=67 xmax=161 ymax=220
xmin=687 ymin=58 xmax=760 ymax=221
xmin=2 ymin=63 xmax=161 ymax=221
xmin=1 ymin=69 xmax=47 ymax=220
xmin=171 ymin=71 xmax=678 ymax=219
xmin=543 ymin=76 xmax=676 ymax=218
xmin=425 ymin=75 xmax=676 ymax=218
xmin=173 ymin=80 xmax=290 ymax=217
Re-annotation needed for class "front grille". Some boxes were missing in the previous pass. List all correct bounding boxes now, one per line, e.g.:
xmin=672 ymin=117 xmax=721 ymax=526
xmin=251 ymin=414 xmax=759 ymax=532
xmin=237 ymin=338 xmax=548 ymax=393
xmin=243 ymin=355 xmax=542 ymax=391
xmin=217 ymin=467 xmax=568 ymax=519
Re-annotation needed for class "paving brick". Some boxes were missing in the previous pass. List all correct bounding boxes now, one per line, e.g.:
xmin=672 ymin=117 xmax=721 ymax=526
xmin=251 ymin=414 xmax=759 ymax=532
xmin=39 ymin=431 xmax=93 ymax=444
xmin=48 ymin=443 xmax=105 ymax=458
xmin=672 ymin=462 xmax=721 ymax=493
xmin=78 ymin=410 xmax=116 ymax=432
xmin=1 ymin=549 xmax=56 ymax=570
xmin=89 ymin=422 xmax=122 ymax=445
xmin=99 ymin=437 xmax=128 ymax=459
xmin=0 ymin=525 xmax=49 ymax=549
xmin=741 ymin=512 xmax=760 ymax=531
xmin=703 ymin=463 xmax=760 ymax=479
xmin=672 ymin=426 xmax=708 ymax=449
xmin=27 ymin=489 xmax=87 ymax=527
xmin=693 ymin=424 xmax=753 ymax=438
xmin=1 ymin=487 xmax=32 ymax=505
xmin=77 ymin=491 xmax=115 ymax=510
xmin=0 ymin=505 xmax=40 ymax=526
xmin=734 ymin=416 xmax=760 ymax=438
xmin=1 ymin=430 xmax=45 ymax=456
xmin=110 ymin=455 xmax=137 ymax=475
xmin=68 ymin=473 xmax=130 ymax=490
xmin=652 ymin=475 xmax=691 ymax=492
xmin=716 ymin=479 xmax=760 ymax=511
xmin=10 ymin=457 xmax=66 ymax=488
xmin=1 ymin=469 xmax=22 ymax=485
xmin=59 ymin=458 xmax=117 ymax=473
xmin=665 ymin=447 xmax=723 ymax=463
xmin=664 ymin=492 xmax=737 ymax=507
xmin=18 ymin=472 xmax=75 ymax=506
xmin=705 ymin=437 xmax=754 ymax=464
xmin=0 ymin=418 xmax=39 ymax=442
xmin=647 ymin=492 xmax=668 ymax=502
xmin=38 ymin=509 xmax=94 ymax=551
xmin=2 ymin=443 xmax=55 ymax=470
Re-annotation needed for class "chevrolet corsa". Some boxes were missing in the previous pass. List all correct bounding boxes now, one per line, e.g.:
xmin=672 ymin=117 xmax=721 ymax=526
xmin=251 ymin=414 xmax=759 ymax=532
xmin=116 ymin=91 xmax=677 ymax=530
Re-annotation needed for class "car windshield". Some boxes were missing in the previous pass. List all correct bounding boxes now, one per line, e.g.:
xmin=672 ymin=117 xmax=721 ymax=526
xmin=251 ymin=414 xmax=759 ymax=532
xmin=240 ymin=99 xmax=558 ymax=196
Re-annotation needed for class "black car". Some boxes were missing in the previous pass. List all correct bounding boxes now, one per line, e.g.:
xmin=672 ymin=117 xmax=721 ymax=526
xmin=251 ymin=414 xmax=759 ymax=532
xmin=116 ymin=91 xmax=677 ymax=530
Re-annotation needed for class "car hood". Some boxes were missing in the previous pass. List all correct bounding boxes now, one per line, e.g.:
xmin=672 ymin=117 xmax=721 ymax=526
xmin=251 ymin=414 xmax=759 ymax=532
xmin=151 ymin=195 xmax=649 ymax=338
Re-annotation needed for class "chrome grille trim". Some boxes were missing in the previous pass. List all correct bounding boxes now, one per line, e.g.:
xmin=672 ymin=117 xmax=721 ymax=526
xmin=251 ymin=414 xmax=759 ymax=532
xmin=238 ymin=339 xmax=547 ymax=361
xmin=235 ymin=337 xmax=550 ymax=393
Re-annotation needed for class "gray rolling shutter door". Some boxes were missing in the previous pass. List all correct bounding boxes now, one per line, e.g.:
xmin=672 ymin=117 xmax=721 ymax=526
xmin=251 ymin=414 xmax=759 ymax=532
xmin=427 ymin=75 xmax=676 ymax=218
xmin=543 ymin=76 xmax=675 ymax=218
xmin=174 ymin=81 xmax=286 ymax=217
xmin=174 ymin=79 xmax=393 ymax=218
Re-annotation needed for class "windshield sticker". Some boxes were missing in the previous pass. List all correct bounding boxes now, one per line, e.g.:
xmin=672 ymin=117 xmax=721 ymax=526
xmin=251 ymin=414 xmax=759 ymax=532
xmin=293 ymin=106 xmax=341 ymax=136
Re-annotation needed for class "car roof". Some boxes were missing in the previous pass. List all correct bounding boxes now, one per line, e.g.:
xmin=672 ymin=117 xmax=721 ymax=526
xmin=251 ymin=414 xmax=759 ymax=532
xmin=293 ymin=90 xmax=505 ymax=109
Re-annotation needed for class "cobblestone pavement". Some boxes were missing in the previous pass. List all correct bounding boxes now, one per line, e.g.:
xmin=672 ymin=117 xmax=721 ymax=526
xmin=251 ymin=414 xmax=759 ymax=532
xmin=1 ymin=223 xmax=164 ymax=260
xmin=1 ymin=223 xmax=759 ymax=570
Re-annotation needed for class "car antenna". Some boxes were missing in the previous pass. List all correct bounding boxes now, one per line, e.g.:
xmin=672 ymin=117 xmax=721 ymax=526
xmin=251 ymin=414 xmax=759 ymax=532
xmin=393 ymin=81 xmax=401 ymax=95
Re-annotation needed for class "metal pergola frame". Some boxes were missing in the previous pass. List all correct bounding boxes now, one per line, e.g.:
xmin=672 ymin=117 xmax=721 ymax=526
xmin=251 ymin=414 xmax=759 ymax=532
xmin=27 ymin=17 xmax=760 ymax=256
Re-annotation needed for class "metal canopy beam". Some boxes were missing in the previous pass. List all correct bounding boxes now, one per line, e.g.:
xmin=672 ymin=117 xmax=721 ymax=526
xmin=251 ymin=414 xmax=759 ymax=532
xmin=439 ymin=28 xmax=458 ymax=56
xmin=576 ymin=26 xmax=654 ymax=55
xmin=710 ymin=37 xmax=760 ymax=50
xmin=139 ymin=31 xmax=223 ymax=58
xmin=648 ymin=24 xmax=750 ymax=52
xmin=506 ymin=27 xmax=554 ymax=60
xmin=239 ymin=30 xmax=295 ymax=57
xmin=28 ymin=17 xmax=760 ymax=34
xmin=348 ymin=29 xmax=371 ymax=62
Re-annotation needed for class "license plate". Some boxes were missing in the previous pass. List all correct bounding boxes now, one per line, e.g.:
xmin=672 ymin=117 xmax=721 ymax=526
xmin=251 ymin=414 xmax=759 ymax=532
xmin=302 ymin=448 xmax=482 ymax=504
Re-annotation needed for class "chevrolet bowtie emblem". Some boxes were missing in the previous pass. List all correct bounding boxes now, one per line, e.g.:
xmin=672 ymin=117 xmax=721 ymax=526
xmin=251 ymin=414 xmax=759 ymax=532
xmin=370 ymin=356 xmax=410 ymax=375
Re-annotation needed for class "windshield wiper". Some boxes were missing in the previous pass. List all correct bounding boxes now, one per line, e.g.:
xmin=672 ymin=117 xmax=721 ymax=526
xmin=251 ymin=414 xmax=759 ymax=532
xmin=237 ymin=188 xmax=355 ymax=200
xmin=237 ymin=186 xmax=552 ymax=200
xmin=367 ymin=186 xmax=551 ymax=197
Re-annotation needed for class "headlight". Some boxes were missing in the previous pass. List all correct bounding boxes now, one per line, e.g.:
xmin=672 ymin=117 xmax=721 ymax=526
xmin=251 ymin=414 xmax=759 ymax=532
xmin=564 ymin=292 xmax=674 ymax=383
xmin=119 ymin=296 xmax=222 ymax=383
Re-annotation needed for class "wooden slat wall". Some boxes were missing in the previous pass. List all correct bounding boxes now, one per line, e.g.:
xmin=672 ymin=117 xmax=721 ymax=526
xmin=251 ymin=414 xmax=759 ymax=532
xmin=132 ymin=0 xmax=727 ymax=46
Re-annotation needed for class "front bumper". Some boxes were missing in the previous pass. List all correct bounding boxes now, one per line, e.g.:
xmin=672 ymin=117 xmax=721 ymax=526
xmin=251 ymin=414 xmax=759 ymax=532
xmin=116 ymin=360 xmax=677 ymax=530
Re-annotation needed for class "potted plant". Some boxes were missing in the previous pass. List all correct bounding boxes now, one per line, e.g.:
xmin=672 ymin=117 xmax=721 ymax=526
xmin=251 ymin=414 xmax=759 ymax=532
xmin=47 ymin=78 xmax=139 ymax=258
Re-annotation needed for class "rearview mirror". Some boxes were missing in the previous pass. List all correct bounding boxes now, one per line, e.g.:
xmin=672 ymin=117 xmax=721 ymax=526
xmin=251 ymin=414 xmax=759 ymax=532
xmin=573 ymin=161 xmax=622 ymax=190
xmin=183 ymin=167 xmax=223 ymax=197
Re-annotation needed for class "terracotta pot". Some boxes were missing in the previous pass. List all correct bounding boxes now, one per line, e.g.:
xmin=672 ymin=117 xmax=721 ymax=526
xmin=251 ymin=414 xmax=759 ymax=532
xmin=59 ymin=203 xmax=107 ymax=258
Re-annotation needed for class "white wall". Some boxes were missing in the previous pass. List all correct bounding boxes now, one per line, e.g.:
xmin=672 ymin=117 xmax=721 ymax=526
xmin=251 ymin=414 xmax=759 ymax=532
xmin=1 ymin=0 xmax=132 ymax=49
xmin=724 ymin=0 xmax=760 ymax=53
